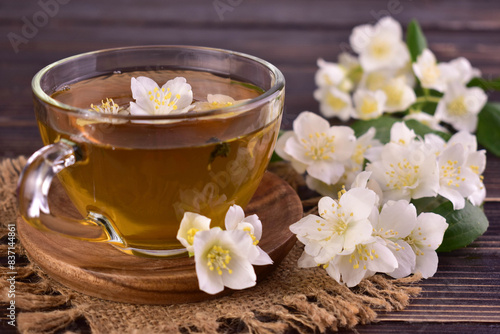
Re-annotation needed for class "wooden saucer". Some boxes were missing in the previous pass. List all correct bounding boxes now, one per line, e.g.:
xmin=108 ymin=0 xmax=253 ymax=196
xmin=17 ymin=172 xmax=302 ymax=305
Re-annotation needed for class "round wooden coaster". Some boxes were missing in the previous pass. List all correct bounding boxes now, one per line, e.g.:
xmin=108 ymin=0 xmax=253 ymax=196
xmin=17 ymin=171 xmax=302 ymax=305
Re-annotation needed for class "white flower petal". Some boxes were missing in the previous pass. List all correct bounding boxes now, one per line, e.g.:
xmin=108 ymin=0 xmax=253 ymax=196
xmin=315 ymin=58 xmax=347 ymax=87
xmin=338 ymin=255 xmax=369 ymax=287
xmin=449 ymin=57 xmax=480 ymax=85
xmin=386 ymin=240 xmax=416 ymax=278
xmin=352 ymin=89 xmax=387 ymax=120
xmin=305 ymin=175 xmax=338 ymax=197
xmin=315 ymin=87 xmax=354 ymax=121
xmin=222 ymin=256 xmax=257 ymax=290
xmin=328 ymin=126 xmax=357 ymax=161
xmin=293 ymin=111 xmax=330 ymax=139
xmin=437 ymin=143 xmax=479 ymax=209
xmin=343 ymin=219 xmax=372 ymax=251
xmin=404 ymin=112 xmax=448 ymax=133
xmin=225 ymin=205 xmax=246 ymax=231
xmin=291 ymin=160 xmax=308 ymax=174
xmin=325 ymin=259 xmax=342 ymax=282
xmin=435 ymin=83 xmax=487 ymax=133
xmin=350 ymin=23 xmax=374 ymax=54
xmin=130 ymin=76 xmax=193 ymax=116
xmin=382 ymin=77 xmax=416 ymax=112
xmin=468 ymin=183 xmax=486 ymax=206
xmin=414 ymin=212 xmax=448 ymax=250
xmin=163 ymin=77 xmax=194 ymax=113
xmin=252 ymin=247 xmax=273 ymax=265
xmin=285 ymin=136 xmax=314 ymax=165
xmin=413 ymin=49 xmax=451 ymax=92
xmin=413 ymin=247 xmax=439 ymax=279
xmin=207 ymin=93 xmax=236 ymax=104
xmin=438 ymin=186 xmax=466 ymax=210
xmin=350 ymin=171 xmax=372 ymax=189
xmin=131 ymin=77 xmax=159 ymax=113
xmin=317 ymin=196 xmax=338 ymax=220
xmin=275 ymin=131 xmax=295 ymax=161
xmin=297 ymin=251 xmax=318 ymax=268
xmin=307 ymin=160 xmax=345 ymax=185
xmin=467 ymin=151 xmax=486 ymax=174
xmin=377 ymin=200 xmax=417 ymax=238
xmin=366 ymin=141 xmax=440 ymax=202
xmin=193 ymin=228 xmax=259 ymax=294
xmin=196 ymin=261 xmax=224 ymax=295
xmin=338 ymin=187 xmax=377 ymax=222
xmin=129 ymin=101 xmax=152 ymax=116
xmin=390 ymin=122 xmax=416 ymax=146
xmin=176 ymin=212 xmax=211 ymax=252
xmin=242 ymin=215 xmax=263 ymax=241
xmin=448 ymin=131 xmax=478 ymax=152
xmin=314 ymin=236 xmax=344 ymax=263
xmin=351 ymin=17 xmax=408 ymax=71
xmin=367 ymin=241 xmax=398 ymax=273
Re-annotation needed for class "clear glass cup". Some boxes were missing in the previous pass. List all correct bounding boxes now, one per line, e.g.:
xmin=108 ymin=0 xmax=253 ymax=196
xmin=17 ymin=46 xmax=285 ymax=257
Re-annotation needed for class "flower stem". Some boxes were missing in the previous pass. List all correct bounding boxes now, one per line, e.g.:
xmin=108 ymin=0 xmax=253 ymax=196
xmin=414 ymin=96 xmax=441 ymax=104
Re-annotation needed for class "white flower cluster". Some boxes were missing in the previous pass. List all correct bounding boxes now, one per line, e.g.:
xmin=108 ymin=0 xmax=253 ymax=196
xmin=314 ymin=17 xmax=487 ymax=133
xmin=90 ymin=76 xmax=245 ymax=116
xmin=176 ymin=205 xmax=272 ymax=295
xmin=278 ymin=115 xmax=486 ymax=210
xmin=291 ymin=177 xmax=448 ymax=287
xmin=275 ymin=111 xmax=382 ymax=191
xmin=365 ymin=122 xmax=486 ymax=210
xmin=279 ymin=116 xmax=487 ymax=286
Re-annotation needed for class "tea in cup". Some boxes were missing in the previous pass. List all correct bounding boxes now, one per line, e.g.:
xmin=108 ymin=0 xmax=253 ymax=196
xmin=18 ymin=46 xmax=285 ymax=257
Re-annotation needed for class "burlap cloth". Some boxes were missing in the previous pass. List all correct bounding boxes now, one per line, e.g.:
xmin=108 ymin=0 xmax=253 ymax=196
xmin=0 ymin=157 xmax=421 ymax=334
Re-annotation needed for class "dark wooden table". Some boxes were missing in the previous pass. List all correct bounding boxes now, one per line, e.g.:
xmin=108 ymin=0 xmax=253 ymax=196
xmin=1 ymin=1 xmax=500 ymax=333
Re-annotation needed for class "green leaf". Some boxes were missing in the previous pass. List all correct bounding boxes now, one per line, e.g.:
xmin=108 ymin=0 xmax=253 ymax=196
xmin=411 ymin=196 xmax=448 ymax=214
xmin=404 ymin=120 xmax=451 ymax=141
xmin=406 ymin=19 xmax=428 ymax=62
xmin=208 ymin=142 xmax=230 ymax=165
xmin=270 ymin=151 xmax=283 ymax=162
xmin=477 ymin=102 xmax=500 ymax=157
xmin=468 ymin=77 xmax=500 ymax=92
xmin=351 ymin=116 xmax=400 ymax=144
xmin=351 ymin=116 xmax=450 ymax=144
xmin=431 ymin=200 xmax=489 ymax=252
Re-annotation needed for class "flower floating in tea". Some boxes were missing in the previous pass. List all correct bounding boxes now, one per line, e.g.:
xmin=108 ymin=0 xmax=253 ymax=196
xmin=88 ymin=76 xmax=253 ymax=118
xmin=90 ymin=98 xmax=125 ymax=114
xmin=129 ymin=76 xmax=193 ymax=115
xmin=193 ymin=94 xmax=238 ymax=112
xmin=80 ymin=97 xmax=129 ymax=126
xmin=177 ymin=205 xmax=272 ymax=294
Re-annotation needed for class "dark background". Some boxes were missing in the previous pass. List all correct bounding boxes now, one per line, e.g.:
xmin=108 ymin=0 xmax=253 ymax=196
xmin=2 ymin=0 xmax=500 ymax=158
xmin=1 ymin=1 xmax=500 ymax=333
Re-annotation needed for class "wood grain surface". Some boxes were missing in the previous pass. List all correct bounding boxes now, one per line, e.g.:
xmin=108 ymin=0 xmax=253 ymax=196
xmin=2 ymin=0 xmax=500 ymax=332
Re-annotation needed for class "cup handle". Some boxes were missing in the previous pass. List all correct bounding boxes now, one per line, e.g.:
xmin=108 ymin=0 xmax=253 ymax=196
xmin=17 ymin=139 xmax=123 ymax=244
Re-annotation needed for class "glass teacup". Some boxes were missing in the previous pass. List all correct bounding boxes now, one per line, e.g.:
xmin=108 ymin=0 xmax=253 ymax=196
xmin=17 ymin=46 xmax=285 ymax=257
